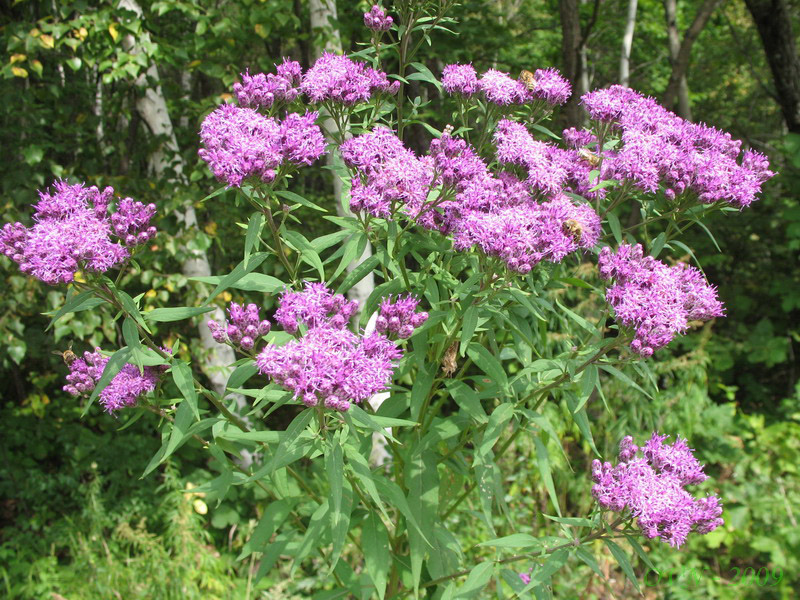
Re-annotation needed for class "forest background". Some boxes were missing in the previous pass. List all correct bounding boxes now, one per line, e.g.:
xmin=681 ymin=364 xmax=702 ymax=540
xmin=0 ymin=0 xmax=798 ymax=598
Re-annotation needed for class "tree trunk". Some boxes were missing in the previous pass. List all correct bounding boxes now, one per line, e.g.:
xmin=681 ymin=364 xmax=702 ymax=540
xmin=661 ymin=0 xmax=725 ymax=112
xmin=309 ymin=0 xmax=386 ymax=465
xmin=663 ymin=0 xmax=692 ymax=118
xmin=619 ymin=0 xmax=638 ymax=87
xmin=118 ymin=0 xmax=240 ymax=399
xmin=744 ymin=0 xmax=800 ymax=133
xmin=560 ymin=0 xmax=584 ymax=127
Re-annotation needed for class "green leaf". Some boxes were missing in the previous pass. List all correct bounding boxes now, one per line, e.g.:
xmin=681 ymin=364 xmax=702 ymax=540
xmin=144 ymin=306 xmax=215 ymax=322
xmin=534 ymin=436 xmax=561 ymax=516
xmin=604 ymin=539 xmax=641 ymax=594
xmin=191 ymin=272 xmax=284 ymax=294
xmin=650 ymin=232 xmax=667 ymax=258
xmin=520 ymin=549 xmax=569 ymax=592
xmin=45 ymin=291 xmax=105 ymax=331
xmin=460 ymin=305 xmax=479 ymax=357
xmin=467 ymin=344 xmax=508 ymax=390
xmin=543 ymin=515 xmax=593 ymax=527
xmin=410 ymin=363 xmax=436 ymax=421
xmin=201 ymin=253 xmax=268 ymax=304
xmin=238 ymin=499 xmax=293 ymax=560
xmin=606 ymin=211 xmax=622 ymax=244
xmin=336 ymin=254 xmax=380 ymax=295
xmin=244 ymin=211 xmax=264 ymax=262
xmin=275 ymin=189 xmax=326 ymax=212
xmin=362 ymin=512 xmax=391 ymax=600
xmin=455 ymin=561 xmax=493 ymax=598
xmin=598 ymin=364 xmax=652 ymax=398
xmin=84 ymin=347 xmax=131 ymax=415
xmin=478 ymin=533 xmax=542 ymax=549
xmin=344 ymin=446 xmax=391 ymax=522
xmin=326 ymin=439 xmax=344 ymax=534
xmin=292 ymin=500 xmax=330 ymax=574
xmin=408 ymin=61 xmax=442 ymax=92
xmin=445 ymin=380 xmax=488 ymax=424
xmin=226 ymin=361 xmax=259 ymax=389
xmin=171 ymin=361 xmax=199 ymax=421
xmin=282 ymin=229 xmax=325 ymax=279
xmin=265 ymin=408 xmax=314 ymax=475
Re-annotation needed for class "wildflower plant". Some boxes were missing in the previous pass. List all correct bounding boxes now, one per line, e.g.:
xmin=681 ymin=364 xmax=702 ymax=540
xmin=0 ymin=2 xmax=776 ymax=597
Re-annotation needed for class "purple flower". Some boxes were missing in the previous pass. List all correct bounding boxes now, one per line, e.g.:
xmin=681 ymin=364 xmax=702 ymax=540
xmin=376 ymin=295 xmax=429 ymax=339
xmin=199 ymin=104 xmax=283 ymax=187
xmin=562 ymin=127 xmax=597 ymax=149
xmin=280 ymin=111 xmax=327 ymax=166
xmin=301 ymin=52 xmax=398 ymax=105
xmin=591 ymin=433 xmax=724 ymax=548
xmin=341 ymin=127 xmax=434 ymax=221
xmin=64 ymin=347 xmax=167 ymax=413
xmin=0 ymin=181 xmax=130 ymax=285
xmin=110 ymin=197 xmax=157 ymax=247
xmin=364 ymin=5 xmax=393 ymax=31
xmin=256 ymin=283 xmax=403 ymax=412
xmin=208 ymin=302 xmax=271 ymax=351
xmin=528 ymin=68 xmax=571 ymax=105
xmin=233 ymin=59 xmax=303 ymax=109
xmin=581 ymin=85 xmax=642 ymax=122
xmin=494 ymin=119 xmax=572 ymax=197
xmin=479 ymin=69 xmax=530 ymax=105
xmin=274 ymin=281 xmax=359 ymax=333
xmin=598 ymin=243 xmax=724 ymax=356
xmin=441 ymin=63 xmax=479 ymax=97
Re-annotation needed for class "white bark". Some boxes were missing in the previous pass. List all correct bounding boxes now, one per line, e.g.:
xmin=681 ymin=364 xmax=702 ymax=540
xmin=663 ymin=0 xmax=692 ymax=119
xmin=310 ymin=0 xmax=386 ymax=465
xmin=619 ymin=0 xmax=638 ymax=86
xmin=118 ymin=0 xmax=243 ymax=407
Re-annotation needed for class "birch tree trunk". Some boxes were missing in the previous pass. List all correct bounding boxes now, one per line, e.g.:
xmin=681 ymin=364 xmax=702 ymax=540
xmin=619 ymin=0 xmax=638 ymax=87
xmin=309 ymin=0 xmax=386 ymax=466
xmin=663 ymin=0 xmax=692 ymax=118
xmin=118 ymin=0 xmax=241 ymax=400
xmin=661 ymin=0 xmax=725 ymax=113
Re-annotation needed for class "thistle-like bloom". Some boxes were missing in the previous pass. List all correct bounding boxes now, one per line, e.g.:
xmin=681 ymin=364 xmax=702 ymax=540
xmin=111 ymin=197 xmax=157 ymax=247
xmin=591 ymin=433 xmax=724 ymax=548
xmin=375 ymin=295 xmax=429 ymax=339
xmin=279 ymin=111 xmax=327 ymax=166
xmin=256 ymin=283 xmax=403 ymax=411
xmin=441 ymin=63 xmax=479 ymax=97
xmin=199 ymin=104 xmax=283 ymax=187
xmin=0 ymin=181 xmax=130 ymax=284
xmin=581 ymin=85 xmax=774 ymax=207
xmin=301 ymin=52 xmax=399 ymax=105
xmin=479 ymin=69 xmax=530 ymax=105
xmin=208 ymin=302 xmax=271 ymax=351
xmin=274 ymin=281 xmax=359 ymax=333
xmin=494 ymin=119 xmax=572 ymax=197
xmin=64 ymin=348 xmax=167 ymax=413
xmin=598 ymin=243 xmax=724 ymax=356
xmin=527 ymin=68 xmax=571 ymax=105
xmin=562 ymin=127 xmax=597 ymax=149
xmin=233 ymin=59 xmax=302 ymax=109
xmin=341 ymin=127 xmax=434 ymax=220
xmin=364 ymin=4 xmax=393 ymax=31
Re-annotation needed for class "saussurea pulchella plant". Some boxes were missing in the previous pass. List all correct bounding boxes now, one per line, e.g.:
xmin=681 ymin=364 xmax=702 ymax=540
xmin=0 ymin=2 xmax=774 ymax=597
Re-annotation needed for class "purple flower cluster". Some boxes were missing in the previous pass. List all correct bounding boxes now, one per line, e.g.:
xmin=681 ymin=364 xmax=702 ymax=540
xmin=376 ymin=295 xmax=429 ymax=338
xmin=111 ymin=197 xmax=157 ymax=247
xmin=233 ymin=59 xmax=302 ymax=109
xmin=592 ymin=433 xmax=724 ymax=547
xmin=208 ymin=302 xmax=271 ymax=351
xmin=0 ymin=181 xmax=157 ymax=285
xmin=340 ymin=126 xmax=434 ymax=219
xmin=441 ymin=63 xmax=479 ymax=97
xmin=198 ymin=105 xmax=326 ymax=187
xmin=598 ymin=243 xmax=724 ymax=356
xmin=364 ymin=4 xmax=393 ymax=31
xmin=582 ymin=85 xmax=773 ymax=207
xmin=64 ymin=348 xmax=167 ymax=413
xmin=256 ymin=283 xmax=405 ymax=412
xmin=301 ymin=52 xmax=399 ymax=105
xmin=441 ymin=66 xmax=571 ymax=106
xmin=274 ymin=281 xmax=359 ymax=333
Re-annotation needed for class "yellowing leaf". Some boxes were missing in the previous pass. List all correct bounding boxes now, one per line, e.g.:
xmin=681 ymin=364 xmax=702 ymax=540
xmin=145 ymin=289 xmax=157 ymax=299
xmin=30 ymin=60 xmax=43 ymax=76
xmin=108 ymin=23 xmax=119 ymax=42
xmin=204 ymin=221 xmax=218 ymax=235
xmin=77 ymin=27 xmax=88 ymax=41
xmin=222 ymin=291 xmax=232 ymax=302
xmin=30 ymin=28 xmax=41 ymax=38
xmin=254 ymin=23 xmax=267 ymax=38
xmin=39 ymin=34 xmax=55 ymax=49
xmin=189 ymin=59 xmax=202 ymax=68
xmin=193 ymin=499 xmax=208 ymax=515
xmin=11 ymin=66 xmax=28 ymax=78
xmin=10 ymin=53 xmax=26 ymax=64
